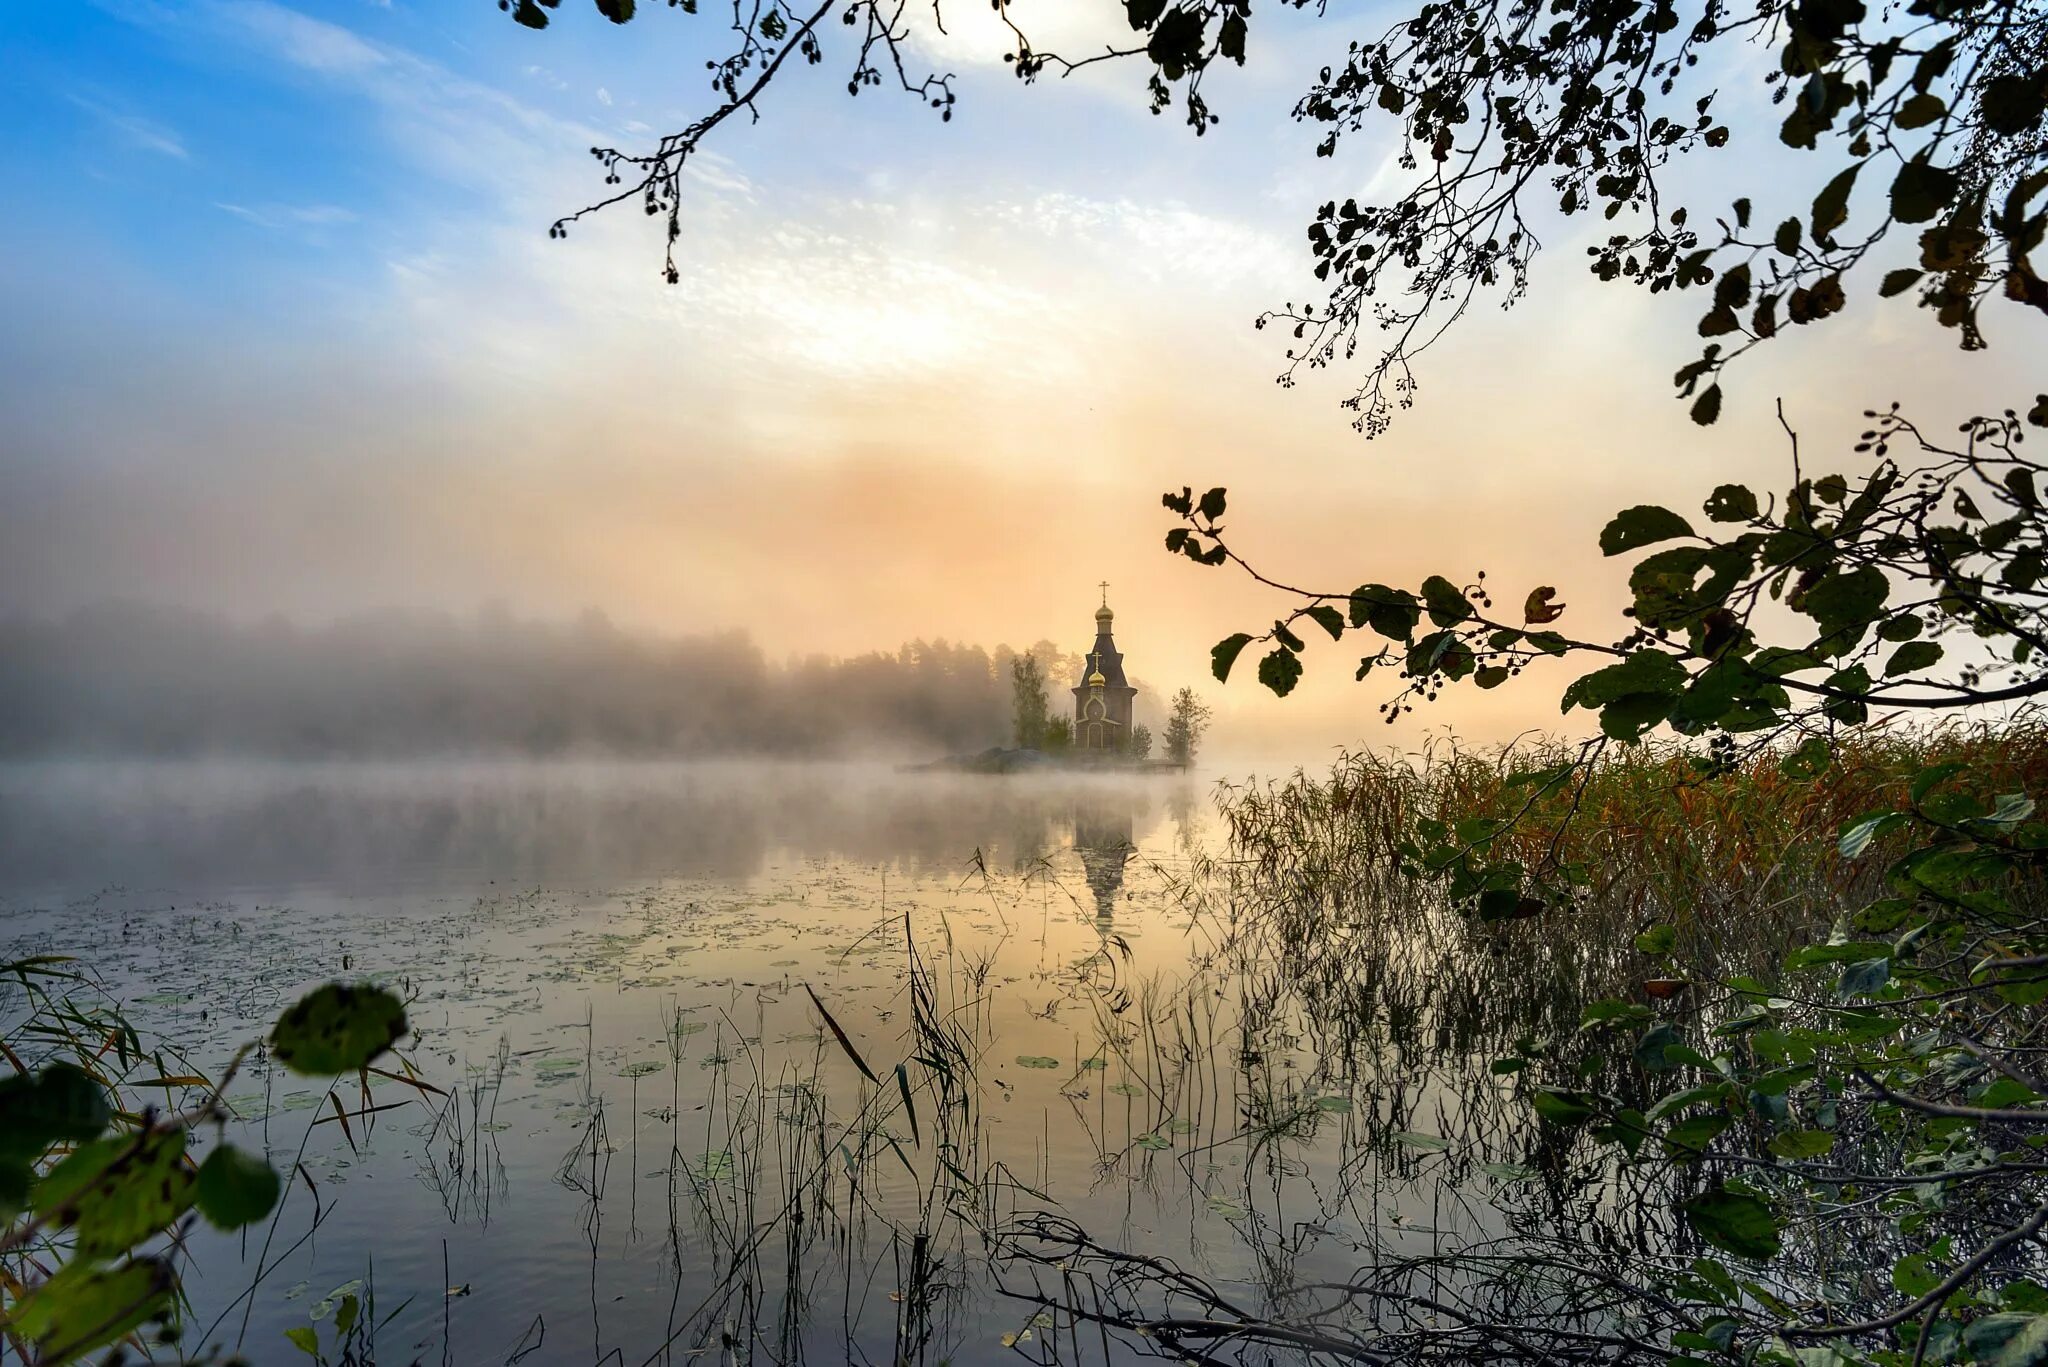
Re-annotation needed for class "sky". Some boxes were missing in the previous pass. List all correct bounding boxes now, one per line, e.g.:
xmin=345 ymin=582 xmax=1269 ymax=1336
xmin=0 ymin=0 xmax=2040 ymax=758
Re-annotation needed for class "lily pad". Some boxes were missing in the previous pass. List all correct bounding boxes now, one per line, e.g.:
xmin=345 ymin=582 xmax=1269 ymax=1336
xmin=1393 ymin=1131 xmax=1452 ymax=1152
xmin=1015 ymin=1055 xmax=1062 ymax=1070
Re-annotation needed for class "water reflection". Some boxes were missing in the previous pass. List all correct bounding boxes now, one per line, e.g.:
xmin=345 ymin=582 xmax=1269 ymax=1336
xmin=1074 ymin=807 xmax=1134 ymax=921
xmin=0 ymin=760 xmax=1199 ymax=901
xmin=0 ymin=760 xmax=1680 ymax=1367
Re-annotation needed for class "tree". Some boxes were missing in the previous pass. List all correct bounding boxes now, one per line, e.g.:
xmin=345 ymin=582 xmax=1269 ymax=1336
xmin=1160 ymin=410 xmax=2048 ymax=1359
xmin=512 ymin=0 xmax=2047 ymax=433
xmin=1129 ymin=722 xmax=1153 ymax=761
xmin=1011 ymin=653 xmax=1049 ymax=750
xmin=1044 ymin=715 xmax=1074 ymax=751
xmin=1162 ymin=687 xmax=1212 ymax=766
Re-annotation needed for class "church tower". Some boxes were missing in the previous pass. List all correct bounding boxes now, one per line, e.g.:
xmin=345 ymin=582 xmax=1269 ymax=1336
xmin=1071 ymin=588 xmax=1137 ymax=753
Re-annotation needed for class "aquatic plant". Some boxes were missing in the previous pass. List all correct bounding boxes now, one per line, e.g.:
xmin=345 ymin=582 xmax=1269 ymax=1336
xmin=1 ymin=960 xmax=433 ymax=1365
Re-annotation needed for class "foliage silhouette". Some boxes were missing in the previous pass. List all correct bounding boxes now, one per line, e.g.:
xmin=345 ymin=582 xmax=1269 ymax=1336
xmin=1 ymin=964 xmax=428 ymax=1366
xmin=514 ymin=0 xmax=2048 ymax=431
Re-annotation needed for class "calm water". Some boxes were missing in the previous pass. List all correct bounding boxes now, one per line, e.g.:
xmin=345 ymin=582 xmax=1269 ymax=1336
xmin=0 ymin=761 xmax=1569 ymax=1366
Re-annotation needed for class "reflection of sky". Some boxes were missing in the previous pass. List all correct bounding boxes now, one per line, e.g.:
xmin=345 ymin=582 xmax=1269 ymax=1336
xmin=3 ymin=3 xmax=2041 ymax=749
xmin=0 ymin=756 xmax=1574 ymax=1367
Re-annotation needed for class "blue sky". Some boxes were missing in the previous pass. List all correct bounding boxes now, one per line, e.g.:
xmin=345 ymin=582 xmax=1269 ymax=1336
xmin=2 ymin=0 xmax=2041 ymax=748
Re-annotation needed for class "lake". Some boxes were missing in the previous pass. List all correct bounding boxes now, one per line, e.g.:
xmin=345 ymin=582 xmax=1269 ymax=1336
xmin=0 ymin=760 xmax=1614 ymax=1366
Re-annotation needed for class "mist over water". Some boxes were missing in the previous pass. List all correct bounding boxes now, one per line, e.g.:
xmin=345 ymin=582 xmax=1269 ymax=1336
xmin=0 ymin=603 xmax=1163 ymax=762
xmin=0 ymin=760 xmax=1207 ymax=902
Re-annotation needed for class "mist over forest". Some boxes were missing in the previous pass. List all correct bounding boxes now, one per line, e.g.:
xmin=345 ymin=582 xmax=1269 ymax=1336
xmin=0 ymin=603 xmax=1148 ymax=759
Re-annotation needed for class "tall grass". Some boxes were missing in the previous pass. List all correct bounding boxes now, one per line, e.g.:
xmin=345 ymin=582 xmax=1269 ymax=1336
xmin=1219 ymin=716 xmax=2048 ymax=958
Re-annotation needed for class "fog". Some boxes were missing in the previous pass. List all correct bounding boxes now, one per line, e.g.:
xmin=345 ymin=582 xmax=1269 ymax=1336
xmin=0 ymin=758 xmax=1203 ymax=899
xmin=0 ymin=602 xmax=1162 ymax=760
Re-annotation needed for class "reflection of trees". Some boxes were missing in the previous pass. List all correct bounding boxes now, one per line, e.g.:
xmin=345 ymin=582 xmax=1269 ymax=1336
xmin=0 ymin=763 xmax=1183 ymax=894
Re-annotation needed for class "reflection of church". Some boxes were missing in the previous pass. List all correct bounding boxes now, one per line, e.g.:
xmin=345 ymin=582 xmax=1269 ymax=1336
xmin=1074 ymin=806 xmax=1134 ymax=921
xmin=1071 ymin=590 xmax=1138 ymax=754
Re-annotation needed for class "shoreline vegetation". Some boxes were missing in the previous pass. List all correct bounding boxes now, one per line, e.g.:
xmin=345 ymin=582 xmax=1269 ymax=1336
xmin=10 ymin=717 xmax=2048 ymax=1363
xmin=902 ymin=745 xmax=1192 ymax=775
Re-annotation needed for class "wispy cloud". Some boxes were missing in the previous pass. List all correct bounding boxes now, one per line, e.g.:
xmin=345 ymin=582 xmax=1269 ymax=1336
xmin=215 ymin=201 xmax=358 ymax=229
xmin=67 ymin=94 xmax=189 ymax=159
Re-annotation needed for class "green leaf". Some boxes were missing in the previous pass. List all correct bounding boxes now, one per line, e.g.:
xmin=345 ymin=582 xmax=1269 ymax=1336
xmin=1350 ymin=584 xmax=1421 ymax=639
xmin=1681 ymin=1187 xmax=1781 ymax=1259
xmin=1810 ymin=161 xmax=1860 ymax=241
xmin=1767 ymin=1129 xmax=1835 ymax=1159
xmin=1839 ymin=957 xmax=1891 ymax=997
xmin=0 ymin=1062 xmax=111 ymax=1185
xmin=1420 ymin=575 xmax=1472 ymax=626
xmin=270 ymin=983 xmax=409 ymax=1076
xmin=1702 ymin=484 xmax=1758 ymax=523
xmin=286 ymin=1325 xmax=321 ymax=1357
xmin=196 ymin=1144 xmax=281 ymax=1230
xmin=1302 ymin=604 xmax=1346 ymax=641
xmin=1965 ymin=1313 xmax=2048 ymax=1366
xmin=1561 ymin=650 xmax=1688 ymax=714
xmin=10 ymin=1257 xmax=175 ymax=1367
xmin=1015 ymin=1055 xmax=1061 ymax=1069
xmin=1532 ymin=1089 xmax=1598 ymax=1125
xmin=1601 ymin=506 xmax=1695 ymax=556
xmin=1210 ymin=633 xmax=1254 ymax=683
xmin=1880 ymin=268 xmax=1924 ymax=297
xmin=1218 ymin=10 xmax=1246 ymax=61
xmin=1891 ymin=158 xmax=1958 ymax=223
xmin=1839 ymin=811 xmax=1909 ymax=858
xmin=34 ymin=1129 xmax=196 ymax=1259
xmin=1800 ymin=566 xmax=1889 ymax=635
xmin=1884 ymin=640 xmax=1943 ymax=676
xmin=1894 ymin=91 xmax=1945 ymax=128
xmin=1257 ymin=647 xmax=1303 ymax=698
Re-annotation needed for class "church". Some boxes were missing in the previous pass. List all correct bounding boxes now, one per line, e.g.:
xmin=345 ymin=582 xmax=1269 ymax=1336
xmin=1071 ymin=590 xmax=1137 ymax=753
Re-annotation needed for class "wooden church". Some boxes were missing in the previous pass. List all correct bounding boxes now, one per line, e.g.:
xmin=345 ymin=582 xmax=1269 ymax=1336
xmin=1071 ymin=588 xmax=1137 ymax=753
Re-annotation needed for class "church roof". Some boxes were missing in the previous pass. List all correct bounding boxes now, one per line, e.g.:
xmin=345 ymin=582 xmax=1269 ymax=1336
xmin=1074 ymin=604 xmax=1131 ymax=691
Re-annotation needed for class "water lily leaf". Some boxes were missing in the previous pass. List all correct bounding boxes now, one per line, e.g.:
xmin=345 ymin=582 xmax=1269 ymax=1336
xmin=1393 ymin=1130 xmax=1451 ymax=1152
xmin=690 ymin=1149 xmax=735 ymax=1180
xmin=1015 ymin=1055 xmax=1062 ymax=1070
xmin=1134 ymin=1132 xmax=1172 ymax=1151
xmin=1313 ymin=1095 xmax=1354 ymax=1113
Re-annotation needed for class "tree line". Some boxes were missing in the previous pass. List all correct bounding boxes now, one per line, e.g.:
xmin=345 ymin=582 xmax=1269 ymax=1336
xmin=0 ymin=603 xmax=1138 ymax=760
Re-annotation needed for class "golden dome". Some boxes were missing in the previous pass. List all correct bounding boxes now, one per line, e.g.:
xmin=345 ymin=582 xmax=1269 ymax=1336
xmin=1095 ymin=604 xmax=1113 ymax=622
xmin=1087 ymin=670 xmax=1106 ymax=687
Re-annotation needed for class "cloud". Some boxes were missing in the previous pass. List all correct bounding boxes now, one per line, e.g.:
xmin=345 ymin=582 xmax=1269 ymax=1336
xmin=67 ymin=95 xmax=189 ymax=160
xmin=215 ymin=201 xmax=359 ymax=229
